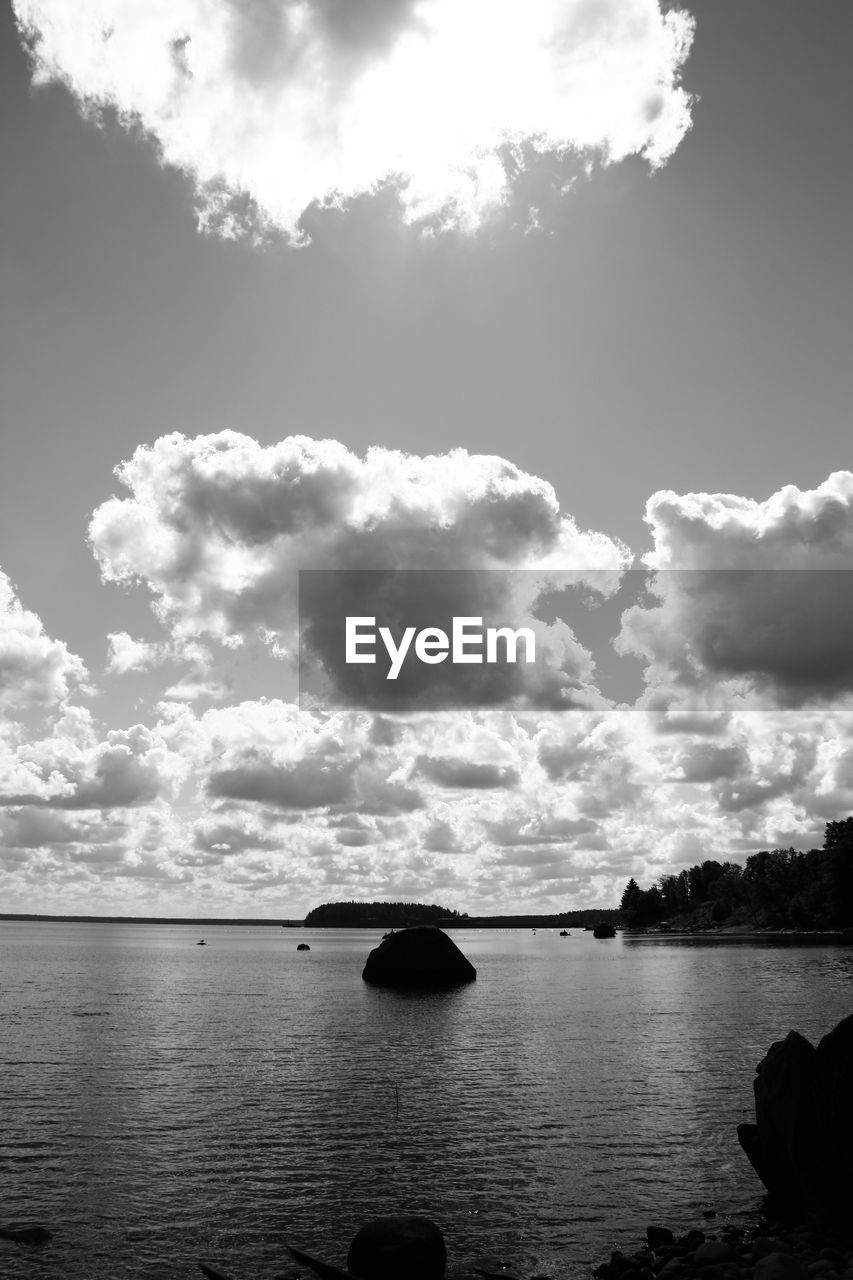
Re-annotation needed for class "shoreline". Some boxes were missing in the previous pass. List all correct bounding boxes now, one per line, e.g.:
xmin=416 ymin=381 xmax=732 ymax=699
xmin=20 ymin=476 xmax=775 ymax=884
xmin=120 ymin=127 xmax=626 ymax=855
xmin=582 ymin=1214 xmax=853 ymax=1280
xmin=2 ymin=914 xmax=851 ymax=942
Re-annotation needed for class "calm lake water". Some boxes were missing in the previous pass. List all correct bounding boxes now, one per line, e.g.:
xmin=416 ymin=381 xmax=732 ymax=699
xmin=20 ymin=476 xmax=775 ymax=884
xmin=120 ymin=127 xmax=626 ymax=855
xmin=1 ymin=923 xmax=852 ymax=1280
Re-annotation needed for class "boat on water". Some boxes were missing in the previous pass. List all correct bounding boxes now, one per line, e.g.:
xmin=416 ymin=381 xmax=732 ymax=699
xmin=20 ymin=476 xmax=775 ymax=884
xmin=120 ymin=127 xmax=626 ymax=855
xmin=559 ymin=930 xmax=570 ymax=937
xmin=196 ymin=939 xmax=206 ymax=946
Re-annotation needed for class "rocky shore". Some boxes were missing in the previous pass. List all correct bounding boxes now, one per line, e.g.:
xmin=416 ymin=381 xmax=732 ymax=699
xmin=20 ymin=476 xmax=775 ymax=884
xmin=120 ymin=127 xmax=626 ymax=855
xmin=262 ymin=1212 xmax=853 ymax=1280
xmin=586 ymin=1218 xmax=853 ymax=1280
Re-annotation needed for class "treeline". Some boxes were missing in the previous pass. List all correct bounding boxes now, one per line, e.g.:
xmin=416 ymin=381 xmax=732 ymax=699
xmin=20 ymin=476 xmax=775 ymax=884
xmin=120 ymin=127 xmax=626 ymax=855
xmin=303 ymin=902 xmax=622 ymax=928
xmin=621 ymin=818 xmax=853 ymax=930
xmin=456 ymin=910 xmax=621 ymax=929
xmin=304 ymin=901 xmax=464 ymax=927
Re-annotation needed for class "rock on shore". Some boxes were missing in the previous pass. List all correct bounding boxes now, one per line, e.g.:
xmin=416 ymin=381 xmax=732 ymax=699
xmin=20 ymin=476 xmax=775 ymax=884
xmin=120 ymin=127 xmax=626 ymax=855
xmin=737 ymin=1012 xmax=853 ymax=1222
xmin=592 ymin=1219 xmax=853 ymax=1280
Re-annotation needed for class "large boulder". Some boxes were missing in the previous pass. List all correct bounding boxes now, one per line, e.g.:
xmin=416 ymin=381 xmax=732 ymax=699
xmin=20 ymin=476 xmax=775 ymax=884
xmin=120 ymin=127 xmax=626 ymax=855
xmin=362 ymin=926 xmax=476 ymax=990
xmin=347 ymin=1215 xmax=446 ymax=1279
xmin=737 ymin=1012 xmax=853 ymax=1221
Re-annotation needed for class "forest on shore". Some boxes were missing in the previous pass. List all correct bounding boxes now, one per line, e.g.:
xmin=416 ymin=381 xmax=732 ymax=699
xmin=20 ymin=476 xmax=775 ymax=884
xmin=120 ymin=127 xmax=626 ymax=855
xmin=10 ymin=819 xmax=851 ymax=932
xmin=620 ymin=818 xmax=853 ymax=930
xmin=307 ymin=818 xmax=853 ymax=933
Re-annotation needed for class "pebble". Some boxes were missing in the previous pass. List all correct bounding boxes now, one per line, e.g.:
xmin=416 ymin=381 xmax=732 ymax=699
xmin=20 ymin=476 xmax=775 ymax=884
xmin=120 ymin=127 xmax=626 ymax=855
xmin=694 ymin=1242 xmax=740 ymax=1267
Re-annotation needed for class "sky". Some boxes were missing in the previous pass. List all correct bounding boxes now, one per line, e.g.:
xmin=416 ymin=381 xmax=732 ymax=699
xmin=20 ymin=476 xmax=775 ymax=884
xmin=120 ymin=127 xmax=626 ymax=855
xmin=2 ymin=0 xmax=853 ymax=918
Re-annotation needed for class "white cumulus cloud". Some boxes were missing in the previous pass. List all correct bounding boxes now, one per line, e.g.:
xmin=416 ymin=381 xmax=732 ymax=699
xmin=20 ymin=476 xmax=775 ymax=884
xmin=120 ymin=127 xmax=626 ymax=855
xmin=14 ymin=0 xmax=695 ymax=239
xmin=0 ymin=568 xmax=88 ymax=711
xmin=89 ymin=431 xmax=630 ymax=709
xmin=617 ymin=472 xmax=853 ymax=708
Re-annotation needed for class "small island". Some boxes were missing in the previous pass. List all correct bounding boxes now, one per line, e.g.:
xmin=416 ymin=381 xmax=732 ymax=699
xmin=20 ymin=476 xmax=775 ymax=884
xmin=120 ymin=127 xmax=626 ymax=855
xmin=302 ymin=899 xmax=621 ymax=930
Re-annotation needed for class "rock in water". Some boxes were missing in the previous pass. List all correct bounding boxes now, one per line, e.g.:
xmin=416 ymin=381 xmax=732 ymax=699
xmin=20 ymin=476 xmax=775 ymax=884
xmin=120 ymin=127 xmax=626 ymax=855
xmin=347 ymin=1215 xmax=446 ymax=1279
xmin=362 ymin=926 xmax=476 ymax=990
xmin=737 ymin=1011 xmax=853 ymax=1221
xmin=0 ymin=1225 xmax=52 ymax=1244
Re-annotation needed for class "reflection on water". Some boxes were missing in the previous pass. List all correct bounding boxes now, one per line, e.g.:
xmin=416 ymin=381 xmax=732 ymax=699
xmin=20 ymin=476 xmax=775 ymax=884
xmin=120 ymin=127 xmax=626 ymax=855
xmin=1 ymin=924 xmax=851 ymax=1279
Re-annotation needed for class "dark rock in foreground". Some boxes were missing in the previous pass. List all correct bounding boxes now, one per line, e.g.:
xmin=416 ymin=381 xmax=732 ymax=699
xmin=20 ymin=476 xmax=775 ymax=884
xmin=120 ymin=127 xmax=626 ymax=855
xmin=362 ymin=926 xmax=476 ymax=990
xmin=595 ymin=1213 xmax=853 ymax=1280
xmin=348 ymin=1214 xmax=446 ymax=1279
xmin=297 ymin=942 xmax=311 ymax=951
xmin=737 ymin=1012 xmax=853 ymax=1222
xmin=286 ymin=1214 xmax=446 ymax=1279
xmin=593 ymin=922 xmax=616 ymax=938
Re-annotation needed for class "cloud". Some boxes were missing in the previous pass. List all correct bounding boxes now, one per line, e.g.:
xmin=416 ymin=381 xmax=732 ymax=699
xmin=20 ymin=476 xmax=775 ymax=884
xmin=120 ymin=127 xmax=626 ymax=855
xmin=3 ymin=686 xmax=850 ymax=915
xmin=0 ymin=568 xmax=88 ymax=711
xmin=13 ymin=456 xmax=853 ymax=917
xmin=0 ymin=712 xmax=184 ymax=810
xmin=0 ymin=807 xmax=113 ymax=849
xmin=714 ymin=732 xmax=818 ymax=816
xmin=617 ymin=473 xmax=853 ymax=707
xmin=193 ymin=816 xmax=281 ymax=856
xmin=673 ymin=742 xmax=745 ymax=783
xmin=417 ymin=755 xmax=520 ymax=789
xmin=484 ymin=810 xmax=599 ymax=846
xmin=422 ymin=817 xmax=466 ymax=853
xmin=106 ymin=632 xmax=164 ymax=675
xmin=642 ymin=473 xmax=853 ymax=571
xmin=209 ymin=748 xmax=360 ymax=809
xmin=169 ymin=698 xmax=424 ymax=816
xmin=90 ymin=432 xmax=630 ymax=710
xmin=15 ymin=0 xmax=695 ymax=239
xmin=162 ymin=674 xmax=230 ymax=703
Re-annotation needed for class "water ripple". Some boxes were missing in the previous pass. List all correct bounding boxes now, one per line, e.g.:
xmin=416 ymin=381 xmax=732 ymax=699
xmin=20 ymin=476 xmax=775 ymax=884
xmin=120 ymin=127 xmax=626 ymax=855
xmin=1 ymin=924 xmax=851 ymax=1279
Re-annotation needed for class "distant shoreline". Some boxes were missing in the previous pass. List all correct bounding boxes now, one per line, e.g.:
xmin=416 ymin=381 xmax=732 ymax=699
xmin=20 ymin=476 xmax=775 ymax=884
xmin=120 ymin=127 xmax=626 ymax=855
xmin=0 ymin=914 xmax=304 ymax=926
xmin=0 ymin=911 xmax=616 ymax=928
xmin=3 ymin=913 xmax=851 ymax=941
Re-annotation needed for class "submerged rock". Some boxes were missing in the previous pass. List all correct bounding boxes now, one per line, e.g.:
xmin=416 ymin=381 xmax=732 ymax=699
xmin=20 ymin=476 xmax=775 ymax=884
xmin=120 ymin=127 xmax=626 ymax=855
xmin=737 ymin=1011 xmax=853 ymax=1221
xmin=362 ymin=926 xmax=476 ymax=990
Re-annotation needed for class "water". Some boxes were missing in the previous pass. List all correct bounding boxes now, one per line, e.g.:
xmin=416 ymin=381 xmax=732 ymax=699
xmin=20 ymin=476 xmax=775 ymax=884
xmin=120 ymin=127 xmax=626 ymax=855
xmin=1 ymin=923 xmax=852 ymax=1279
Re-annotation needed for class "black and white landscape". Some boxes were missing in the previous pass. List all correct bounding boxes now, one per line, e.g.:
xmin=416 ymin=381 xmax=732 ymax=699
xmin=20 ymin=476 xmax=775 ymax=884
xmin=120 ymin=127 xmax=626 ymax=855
xmin=2 ymin=3 xmax=853 ymax=1277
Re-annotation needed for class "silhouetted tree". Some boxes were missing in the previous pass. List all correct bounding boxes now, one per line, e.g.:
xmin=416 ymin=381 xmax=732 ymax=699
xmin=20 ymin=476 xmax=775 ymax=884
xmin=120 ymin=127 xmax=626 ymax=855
xmin=620 ymin=878 xmax=644 ymax=924
xmin=620 ymin=877 xmax=664 ymax=926
xmin=825 ymin=818 xmax=853 ymax=925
